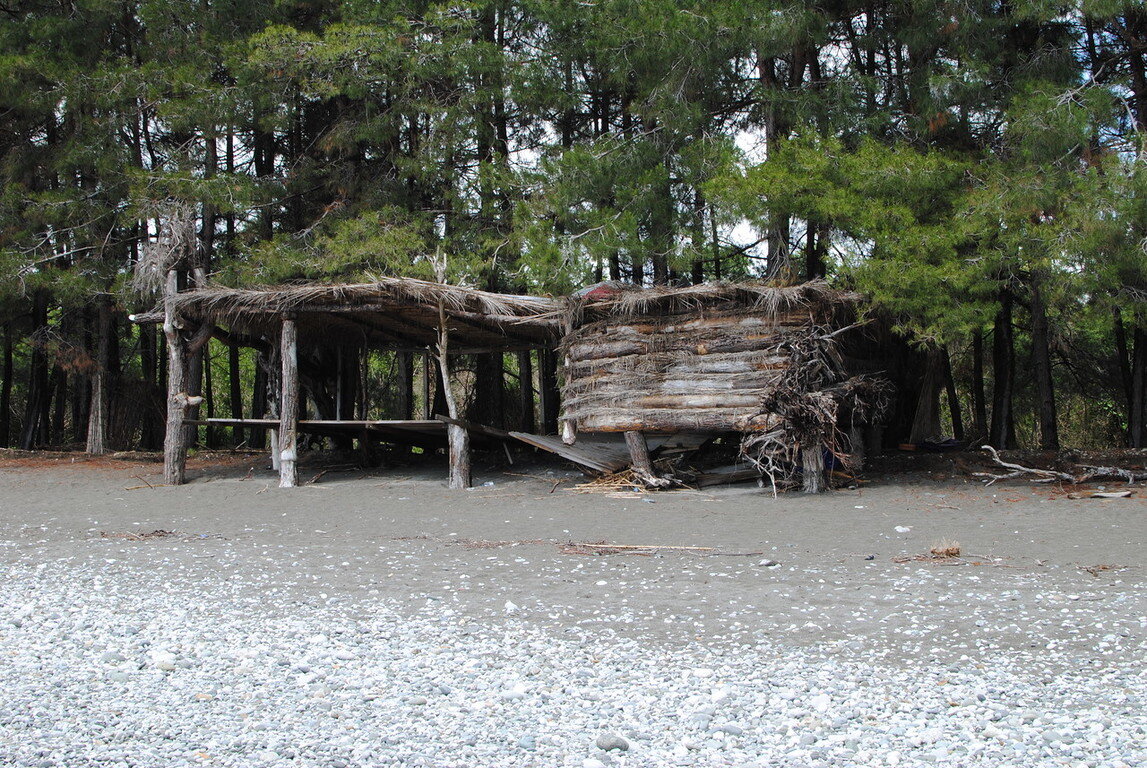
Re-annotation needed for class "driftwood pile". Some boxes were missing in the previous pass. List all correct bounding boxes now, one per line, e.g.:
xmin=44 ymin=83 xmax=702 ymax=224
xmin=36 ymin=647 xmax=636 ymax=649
xmin=738 ymin=327 xmax=892 ymax=494
xmin=974 ymin=446 xmax=1147 ymax=485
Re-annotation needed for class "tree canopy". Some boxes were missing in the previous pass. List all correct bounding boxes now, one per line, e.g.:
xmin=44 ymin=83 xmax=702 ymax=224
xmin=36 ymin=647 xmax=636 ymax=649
xmin=1 ymin=0 xmax=1146 ymax=452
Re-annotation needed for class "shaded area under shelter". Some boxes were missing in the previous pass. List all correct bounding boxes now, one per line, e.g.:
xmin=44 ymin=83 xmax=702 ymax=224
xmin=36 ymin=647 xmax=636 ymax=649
xmin=133 ymin=278 xmax=564 ymax=488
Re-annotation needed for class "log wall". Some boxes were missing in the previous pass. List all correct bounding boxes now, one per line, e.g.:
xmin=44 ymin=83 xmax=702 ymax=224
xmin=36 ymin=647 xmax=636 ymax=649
xmin=560 ymin=307 xmax=818 ymax=433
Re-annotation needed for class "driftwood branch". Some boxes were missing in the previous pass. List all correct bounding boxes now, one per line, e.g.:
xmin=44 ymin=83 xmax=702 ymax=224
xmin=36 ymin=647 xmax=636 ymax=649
xmin=975 ymin=445 xmax=1147 ymax=485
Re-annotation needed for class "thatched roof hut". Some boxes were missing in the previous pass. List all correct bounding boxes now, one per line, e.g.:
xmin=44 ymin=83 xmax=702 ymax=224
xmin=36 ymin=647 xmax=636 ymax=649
xmin=145 ymin=277 xmax=562 ymax=353
xmin=558 ymin=280 xmax=862 ymax=435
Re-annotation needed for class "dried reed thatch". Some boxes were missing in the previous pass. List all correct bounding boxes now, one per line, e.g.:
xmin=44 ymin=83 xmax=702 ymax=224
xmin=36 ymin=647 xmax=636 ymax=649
xmin=150 ymin=278 xmax=562 ymax=352
xmin=132 ymin=203 xmax=200 ymax=296
xmin=564 ymin=279 xmax=858 ymax=328
xmin=171 ymin=277 xmax=557 ymax=324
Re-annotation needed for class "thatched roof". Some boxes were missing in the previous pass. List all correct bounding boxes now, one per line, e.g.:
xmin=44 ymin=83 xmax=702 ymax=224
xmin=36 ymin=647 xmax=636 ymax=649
xmin=564 ymin=280 xmax=859 ymax=327
xmin=139 ymin=278 xmax=562 ymax=353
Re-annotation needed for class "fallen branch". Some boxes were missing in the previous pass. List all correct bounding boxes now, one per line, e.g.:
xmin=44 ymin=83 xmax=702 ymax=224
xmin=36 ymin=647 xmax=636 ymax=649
xmin=559 ymin=541 xmax=715 ymax=556
xmin=975 ymin=445 xmax=1147 ymax=485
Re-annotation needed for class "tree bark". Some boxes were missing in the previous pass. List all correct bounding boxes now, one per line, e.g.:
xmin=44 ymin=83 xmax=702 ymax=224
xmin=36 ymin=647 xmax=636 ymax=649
xmin=228 ymin=343 xmax=243 ymax=446
xmin=909 ymin=348 xmax=943 ymax=444
xmin=203 ymin=343 xmax=218 ymax=449
xmin=250 ymin=352 xmax=268 ymax=450
xmin=970 ymin=329 xmax=988 ymax=441
xmin=0 ymin=320 xmax=11 ymax=447
xmin=473 ymin=353 xmax=505 ymax=428
xmin=1131 ymin=323 xmax=1146 ymax=449
xmin=436 ymin=303 xmax=471 ymax=489
xmin=278 ymin=316 xmax=299 ymax=488
xmin=1113 ymin=307 xmax=1133 ymax=444
xmin=802 ymin=446 xmax=826 ymax=493
xmin=539 ymin=347 xmax=560 ymax=435
xmin=941 ymin=346 xmax=964 ymax=442
xmin=86 ymin=295 xmax=111 ymax=454
xmin=517 ymin=350 xmax=535 ymax=432
xmin=989 ymin=291 xmax=1016 ymax=449
xmin=163 ymin=271 xmax=191 ymax=485
xmin=20 ymin=290 xmax=49 ymax=450
xmin=396 ymin=351 xmax=414 ymax=420
xmin=1029 ymin=274 xmax=1059 ymax=450
xmin=139 ymin=322 xmax=161 ymax=449
xmin=431 ymin=356 xmax=448 ymax=417
xmin=805 ymin=220 xmax=828 ymax=280
xmin=625 ymin=430 xmax=654 ymax=475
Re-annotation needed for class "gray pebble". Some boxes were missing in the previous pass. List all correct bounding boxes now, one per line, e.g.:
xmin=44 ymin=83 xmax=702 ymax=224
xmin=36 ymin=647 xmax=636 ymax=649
xmin=596 ymin=733 xmax=629 ymax=752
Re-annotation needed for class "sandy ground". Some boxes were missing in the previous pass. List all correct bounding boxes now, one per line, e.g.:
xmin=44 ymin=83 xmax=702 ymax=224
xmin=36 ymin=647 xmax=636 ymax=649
xmin=1 ymin=450 xmax=1144 ymax=666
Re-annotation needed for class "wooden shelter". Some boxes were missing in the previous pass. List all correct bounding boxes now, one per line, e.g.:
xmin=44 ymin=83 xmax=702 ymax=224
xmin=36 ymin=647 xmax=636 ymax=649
xmin=559 ymin=281 xmax=858 ymax=435
xmin=557 ymin=280 xmax=903 ymax=491
xmin=136 ymin=278 xmax=562 ymax=489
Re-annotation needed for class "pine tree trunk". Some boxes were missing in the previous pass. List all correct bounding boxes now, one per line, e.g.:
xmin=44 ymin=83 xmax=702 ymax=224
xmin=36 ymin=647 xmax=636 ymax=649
xmin=909 ymin=348 xmax=943 ymax=444
xmin=139 ymin=322 xmax=161 ymax=449
xmin=941 ymin=346 xmax=964 ymax=442
xmin=204 ymin=345 xmax=218 ymax=449
xmin=86 ymin=295 xmax=111 ymax=454
xmin=431 ymin=357 xmax=448 ymax=417
xmin=396 ymin=351 xmax=414 ymax=420
xmin=250 ymin=352 xmax=268 ymax=450
xmin=228 ymin=343 xmax=243 ymax=446
xmin=989 ymin=292 xmax=1016 ymax=449
xmin=971 ymin=329 xmax=988 ymax=441
xmin=20 ymin=291 xmax=49 ymax=450
xmin=1131 ymin=323 xmax=1146 ymax=449
xmin=517 ymin=350 xmax=535 ymax=432
xmin=1113 ymin=308 xmax=1133 ymax=444
xmin=0 ymin=320 xmax=12 ymax=447
xmin=805 ymin=221 xmax=828 ymax=280
xmin=474 ymin=353 xmax=505 ymax=428
xmin=1029 ymin=274 xmax=1059 ymax=450
xmin=539 ymin=347 xmax=559 ymax=435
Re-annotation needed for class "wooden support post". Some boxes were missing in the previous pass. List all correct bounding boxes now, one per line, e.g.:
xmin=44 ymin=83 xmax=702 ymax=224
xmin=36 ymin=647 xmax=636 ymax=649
xmin=278 ymin=315 xmax=299 ymax=488
xmin=625 ymin=430 xmax=653 ymax=475
xmin=163 ymin=270 xmax=190 ymax=486
xmin=269 ymin=428 xmax=280 ymax=471
xmin=801 ymin=446 xmax=826 ymax=494
xmin=848 ymin=424 xmax=865 ymax=472
xmin=625 ymin=430 xmax=670 ymax=488
xmin=422 ymin=352 xmax=432 ymax=420
xmin=434 ymin=302 xmax=470 ymax=489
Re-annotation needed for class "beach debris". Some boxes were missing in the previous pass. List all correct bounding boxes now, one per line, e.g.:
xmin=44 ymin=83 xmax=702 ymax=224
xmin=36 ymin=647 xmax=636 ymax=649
xmin=559 ymin=541 xmax=715 ymax=556
xmin=975 ymin=446 xmax=1147 ymax=485
xmin=930 ymin=541 xmax=961 ymax=558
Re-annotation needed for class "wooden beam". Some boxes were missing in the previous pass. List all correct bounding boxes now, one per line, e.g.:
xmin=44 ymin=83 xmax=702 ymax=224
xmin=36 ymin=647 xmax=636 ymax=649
xmin=279 ymin=315 xmax=299 ymax=488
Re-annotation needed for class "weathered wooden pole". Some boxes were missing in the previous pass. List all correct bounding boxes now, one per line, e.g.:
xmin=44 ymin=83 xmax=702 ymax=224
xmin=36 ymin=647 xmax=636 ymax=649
xmin=801 ymin=446 xmax=826 ymax=494
xmin=435 ymin=303 xmax=471 ymax=489
xmin=421 ymin=352 xmax=432 ymax=420
xmin=85 ymin=294 xmax=111 ymax=455
xmin=624 ymin=430 xmax=653 ymax=475
xmin=162 ymin=270 xmax=196 ymax=485
xmin=625 ymin=430 xmax=669 ymax=488
xmin=278 ymin=314 xmax=299 ymax=488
